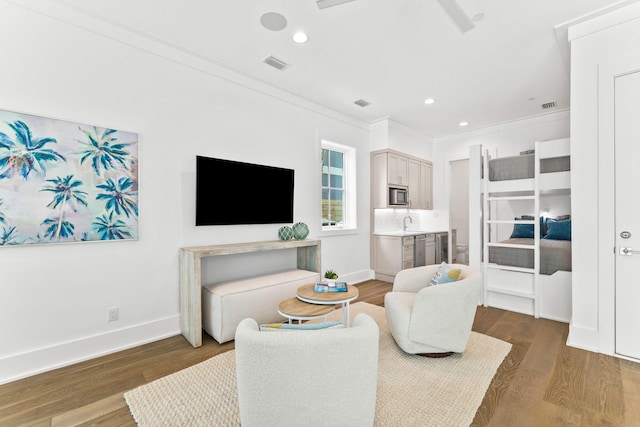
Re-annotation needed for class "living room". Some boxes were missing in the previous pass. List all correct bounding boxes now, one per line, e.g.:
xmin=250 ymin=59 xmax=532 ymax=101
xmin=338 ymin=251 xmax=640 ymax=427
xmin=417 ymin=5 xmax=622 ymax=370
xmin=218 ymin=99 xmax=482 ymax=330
xmin=2 ymin=1 xmax=640 ymax=425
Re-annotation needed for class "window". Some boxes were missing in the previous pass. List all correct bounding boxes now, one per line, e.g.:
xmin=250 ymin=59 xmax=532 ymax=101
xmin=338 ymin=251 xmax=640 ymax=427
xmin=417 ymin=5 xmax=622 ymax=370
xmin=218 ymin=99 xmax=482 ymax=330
xmin=321 ymin=140 xmax=356 ymax=231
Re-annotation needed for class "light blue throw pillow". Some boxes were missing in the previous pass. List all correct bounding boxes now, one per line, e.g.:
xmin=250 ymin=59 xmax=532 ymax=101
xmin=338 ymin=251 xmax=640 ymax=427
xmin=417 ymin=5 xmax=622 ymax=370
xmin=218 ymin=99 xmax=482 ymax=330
xmin=429 ymin=262 xmax=462 ymax=286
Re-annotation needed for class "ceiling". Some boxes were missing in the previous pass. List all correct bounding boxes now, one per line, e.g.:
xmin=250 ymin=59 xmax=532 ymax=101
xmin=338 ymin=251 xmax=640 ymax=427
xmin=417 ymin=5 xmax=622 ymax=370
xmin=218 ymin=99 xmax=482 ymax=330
xmin=60 ymin=0 xmax=635 ymax=138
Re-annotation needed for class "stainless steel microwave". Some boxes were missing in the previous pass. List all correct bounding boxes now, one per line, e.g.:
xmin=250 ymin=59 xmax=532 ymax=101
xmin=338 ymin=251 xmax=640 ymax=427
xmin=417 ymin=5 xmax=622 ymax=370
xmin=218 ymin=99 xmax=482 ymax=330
xmin=389 ymin=187 xmax=409 ymax=206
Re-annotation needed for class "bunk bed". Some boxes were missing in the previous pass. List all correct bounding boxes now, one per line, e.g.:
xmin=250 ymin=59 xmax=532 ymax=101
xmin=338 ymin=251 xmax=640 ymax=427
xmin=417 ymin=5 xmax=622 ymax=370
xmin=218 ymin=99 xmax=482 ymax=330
xmin=474 ymin=138 xmax=572 ymax=323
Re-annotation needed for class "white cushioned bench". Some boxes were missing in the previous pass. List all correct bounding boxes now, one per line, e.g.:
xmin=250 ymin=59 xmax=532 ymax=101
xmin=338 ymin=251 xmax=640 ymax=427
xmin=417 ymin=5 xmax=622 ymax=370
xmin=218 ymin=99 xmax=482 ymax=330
xmin=202 ymin=269 xmax=320 ymax=343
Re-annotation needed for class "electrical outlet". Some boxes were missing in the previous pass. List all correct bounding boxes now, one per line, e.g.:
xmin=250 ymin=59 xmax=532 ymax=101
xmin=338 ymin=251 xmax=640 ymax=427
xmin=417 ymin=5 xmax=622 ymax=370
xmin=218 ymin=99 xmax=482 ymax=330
xmin=107 ymin=307 xmax=119 ymax=322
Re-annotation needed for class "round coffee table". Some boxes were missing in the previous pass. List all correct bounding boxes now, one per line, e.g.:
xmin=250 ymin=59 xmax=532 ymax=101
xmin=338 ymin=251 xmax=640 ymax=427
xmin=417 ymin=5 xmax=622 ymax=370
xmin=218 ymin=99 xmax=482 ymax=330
xmin=296 ymin=283 xmax=359 ymax=327
xmin=278 ymin=297 xmax=335 ymax=324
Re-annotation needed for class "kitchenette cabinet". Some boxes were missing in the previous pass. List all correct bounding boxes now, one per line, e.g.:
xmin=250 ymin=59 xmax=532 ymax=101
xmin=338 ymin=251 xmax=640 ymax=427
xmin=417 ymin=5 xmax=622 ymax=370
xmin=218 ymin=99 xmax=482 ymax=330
xmin=373 ymin=235 xmax=414 ymax=278
xmin=371 ymin=149 xmax=432 ymax=209
xmin=388 ymin=152 xmax=409 ymax=186
xmin=373 ymin=231 xmax=447 ymax=282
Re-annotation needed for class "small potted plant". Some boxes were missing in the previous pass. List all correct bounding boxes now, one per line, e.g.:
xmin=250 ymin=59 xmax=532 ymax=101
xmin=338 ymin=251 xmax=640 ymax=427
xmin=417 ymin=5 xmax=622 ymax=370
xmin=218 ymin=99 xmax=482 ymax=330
xmin=324 ymin=269 xmax=338 ymax=284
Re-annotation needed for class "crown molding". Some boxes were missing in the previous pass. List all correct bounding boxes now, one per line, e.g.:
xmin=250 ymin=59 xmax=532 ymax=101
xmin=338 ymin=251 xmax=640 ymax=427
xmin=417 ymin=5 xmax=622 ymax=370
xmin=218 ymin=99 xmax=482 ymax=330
xmin=5 ymin=0 xmax=371 ymax=132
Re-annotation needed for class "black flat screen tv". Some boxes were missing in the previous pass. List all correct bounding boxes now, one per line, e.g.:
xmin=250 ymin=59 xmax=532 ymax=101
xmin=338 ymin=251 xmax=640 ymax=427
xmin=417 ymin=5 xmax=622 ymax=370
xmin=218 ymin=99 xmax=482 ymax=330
xmin=196 ymin=155 xmax=295 ymax=226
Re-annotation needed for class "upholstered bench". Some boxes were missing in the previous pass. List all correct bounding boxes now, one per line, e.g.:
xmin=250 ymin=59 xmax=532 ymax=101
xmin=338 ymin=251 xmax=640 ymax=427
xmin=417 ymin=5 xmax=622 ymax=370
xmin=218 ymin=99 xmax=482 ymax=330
xmin=202 ymin=269 xmax=320 ymax=343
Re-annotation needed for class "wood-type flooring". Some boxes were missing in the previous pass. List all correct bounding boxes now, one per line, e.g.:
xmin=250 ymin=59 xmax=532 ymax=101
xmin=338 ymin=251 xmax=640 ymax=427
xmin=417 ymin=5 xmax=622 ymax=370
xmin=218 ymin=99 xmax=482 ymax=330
xmin=1 ymin=280 xmax=639 ymax=426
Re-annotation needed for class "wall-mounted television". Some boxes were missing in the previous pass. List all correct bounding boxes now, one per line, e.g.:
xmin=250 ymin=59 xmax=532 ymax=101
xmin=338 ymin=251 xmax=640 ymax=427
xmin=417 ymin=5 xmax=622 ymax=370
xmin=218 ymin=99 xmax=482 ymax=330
xmin=196 ymin=155 xmax=295 ymax=226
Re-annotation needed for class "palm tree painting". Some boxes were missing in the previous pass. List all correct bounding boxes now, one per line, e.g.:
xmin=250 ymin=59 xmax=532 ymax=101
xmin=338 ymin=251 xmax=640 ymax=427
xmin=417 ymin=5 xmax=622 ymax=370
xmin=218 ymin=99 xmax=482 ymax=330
xmin=0 ymin=120 xmax=65 ymax=180
xmin=96 ymin=177 xmax=138 ymax=218
xmin=77 ymin=127 xmax=132 ymax=176
xmin=41 ymin=175 xmax=88 ymax=240
xmin=0 ymin=109 xmax=138 ymax=246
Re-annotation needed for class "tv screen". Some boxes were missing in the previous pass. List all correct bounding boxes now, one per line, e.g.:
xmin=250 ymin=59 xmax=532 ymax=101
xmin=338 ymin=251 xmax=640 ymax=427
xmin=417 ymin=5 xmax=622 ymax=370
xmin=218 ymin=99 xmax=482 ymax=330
xmin=196 ymin=156 xmax=295 ymax=226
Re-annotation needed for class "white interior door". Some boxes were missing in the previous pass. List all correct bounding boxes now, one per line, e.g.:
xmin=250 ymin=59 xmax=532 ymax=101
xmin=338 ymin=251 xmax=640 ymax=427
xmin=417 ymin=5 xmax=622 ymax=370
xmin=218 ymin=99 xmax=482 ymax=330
xmin=615 ymin=70 xmax=640 ymax=360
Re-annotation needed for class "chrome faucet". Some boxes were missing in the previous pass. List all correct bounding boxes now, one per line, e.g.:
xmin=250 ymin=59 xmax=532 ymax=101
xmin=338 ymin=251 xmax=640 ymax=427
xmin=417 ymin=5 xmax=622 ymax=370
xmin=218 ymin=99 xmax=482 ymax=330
xmin=403 ymin=215 xmax=413 ymax=231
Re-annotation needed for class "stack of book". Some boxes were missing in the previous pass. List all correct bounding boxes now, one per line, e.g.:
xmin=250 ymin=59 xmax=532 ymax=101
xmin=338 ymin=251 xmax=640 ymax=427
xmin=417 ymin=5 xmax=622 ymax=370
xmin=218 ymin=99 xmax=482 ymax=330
xmin=313 ymin=281 xmax=348 ymax=292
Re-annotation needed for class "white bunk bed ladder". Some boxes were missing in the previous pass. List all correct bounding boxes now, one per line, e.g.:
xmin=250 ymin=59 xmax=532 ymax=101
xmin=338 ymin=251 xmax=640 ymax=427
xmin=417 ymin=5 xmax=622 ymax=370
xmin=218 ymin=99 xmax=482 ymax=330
xmin=482 ymin=142 xmax=541 ymax=318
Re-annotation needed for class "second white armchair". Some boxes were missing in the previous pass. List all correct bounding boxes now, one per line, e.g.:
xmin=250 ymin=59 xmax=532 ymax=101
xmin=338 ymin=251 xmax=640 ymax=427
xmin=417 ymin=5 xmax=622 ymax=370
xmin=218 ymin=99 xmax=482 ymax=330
xmin=384 ymin=264 xmax=482 ymax=356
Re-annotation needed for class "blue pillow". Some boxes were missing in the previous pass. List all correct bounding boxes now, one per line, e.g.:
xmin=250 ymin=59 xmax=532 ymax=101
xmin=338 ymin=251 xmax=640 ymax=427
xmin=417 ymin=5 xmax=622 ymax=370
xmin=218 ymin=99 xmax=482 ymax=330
xmin=521 ymin=215 xmax=546 ymax=237
xmin=542 ymin=215 xmax=570 ymax=236
xmin=544 ymin=218 xmax=571 ymax=240
xmin=510 ymin=218 xmax=534 ymax=238
xmin=429 ymin=262 xmax=462 ymax=286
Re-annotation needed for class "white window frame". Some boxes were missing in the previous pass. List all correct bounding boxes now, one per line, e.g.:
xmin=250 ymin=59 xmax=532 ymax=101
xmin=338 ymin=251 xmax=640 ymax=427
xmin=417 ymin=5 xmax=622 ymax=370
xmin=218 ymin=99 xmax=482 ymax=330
xmin=320 ymin=139 xmax=357 ymax=233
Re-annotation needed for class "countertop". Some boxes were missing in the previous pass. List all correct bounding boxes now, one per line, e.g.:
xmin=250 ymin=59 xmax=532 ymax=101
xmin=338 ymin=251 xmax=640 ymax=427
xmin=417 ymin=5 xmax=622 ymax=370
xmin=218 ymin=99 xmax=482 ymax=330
xmin=373 ymin=230 xmax=448 ymax=237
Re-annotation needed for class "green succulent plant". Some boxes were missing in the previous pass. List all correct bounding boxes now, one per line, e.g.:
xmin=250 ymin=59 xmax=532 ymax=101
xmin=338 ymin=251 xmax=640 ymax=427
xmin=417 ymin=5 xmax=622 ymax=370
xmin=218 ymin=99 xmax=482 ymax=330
xmin=324 ymin=269 xmax=338 ymax=280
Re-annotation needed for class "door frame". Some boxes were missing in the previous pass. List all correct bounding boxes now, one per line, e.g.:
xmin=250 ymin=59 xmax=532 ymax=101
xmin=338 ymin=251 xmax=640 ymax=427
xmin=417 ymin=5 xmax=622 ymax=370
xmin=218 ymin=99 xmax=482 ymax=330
xmin=598 ymin=52 xmax=640 ymax=358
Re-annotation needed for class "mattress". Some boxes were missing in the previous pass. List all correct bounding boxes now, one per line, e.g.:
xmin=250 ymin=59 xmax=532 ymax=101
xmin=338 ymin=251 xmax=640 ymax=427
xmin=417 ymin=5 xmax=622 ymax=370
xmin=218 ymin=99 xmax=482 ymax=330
xmin=488 ymin=154 xmax=570 ymax=181
xmin=488 ymin=238 xmax=572 ymax=275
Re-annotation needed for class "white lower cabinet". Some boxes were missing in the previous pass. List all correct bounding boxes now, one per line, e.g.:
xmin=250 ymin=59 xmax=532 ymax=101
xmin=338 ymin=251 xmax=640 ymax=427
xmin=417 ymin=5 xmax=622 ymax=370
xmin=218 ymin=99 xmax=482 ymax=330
xmin=373 ymin=235 xmax=414 ymax=277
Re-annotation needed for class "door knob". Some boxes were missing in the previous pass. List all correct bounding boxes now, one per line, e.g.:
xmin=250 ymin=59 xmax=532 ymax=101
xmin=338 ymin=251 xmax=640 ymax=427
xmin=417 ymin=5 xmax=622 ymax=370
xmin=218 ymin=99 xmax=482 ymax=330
xmin=619 ymin=247 xmax=640 ymax=256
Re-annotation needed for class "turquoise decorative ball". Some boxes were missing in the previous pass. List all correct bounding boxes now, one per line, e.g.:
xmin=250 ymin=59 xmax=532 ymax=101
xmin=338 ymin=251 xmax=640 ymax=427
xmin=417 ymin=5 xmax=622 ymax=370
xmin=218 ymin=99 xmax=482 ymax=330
xmin=278 ymin=226 xmax=294 ymax=241
xmin=292 ymin=222 xmax=309 ymax=240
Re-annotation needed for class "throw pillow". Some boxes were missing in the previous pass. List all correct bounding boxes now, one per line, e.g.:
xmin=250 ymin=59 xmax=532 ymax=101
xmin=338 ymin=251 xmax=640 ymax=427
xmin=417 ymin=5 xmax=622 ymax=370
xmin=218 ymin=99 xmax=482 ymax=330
xmin=510 ymin=217 xmax=535 ymax=239
xmin=429 ymin=262 xmax=462 ymax=286
xmin=543 ymin=218 xmax=571 ymax=240
xmin=520 ymin=215 xmax=545 ymax=237
xmin=542 ymin=214 xmax=570 ymax=235
xmin=260 ymin=322 xmax=344 ymax=331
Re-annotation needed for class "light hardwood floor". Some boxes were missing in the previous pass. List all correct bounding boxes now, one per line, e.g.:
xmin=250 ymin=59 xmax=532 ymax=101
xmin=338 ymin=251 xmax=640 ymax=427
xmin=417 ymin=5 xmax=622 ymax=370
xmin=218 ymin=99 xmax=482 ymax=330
xmin=1 ymin=280 xmax=639 ymax=426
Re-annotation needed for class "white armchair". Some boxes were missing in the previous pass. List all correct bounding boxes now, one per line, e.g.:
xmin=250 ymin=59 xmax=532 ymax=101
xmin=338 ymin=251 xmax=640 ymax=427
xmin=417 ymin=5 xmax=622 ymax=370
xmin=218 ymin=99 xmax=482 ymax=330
xmin=234 ymin=313 xmax=379 ymax=427
xmin=384 ymin=264 xmax=482 ymax=356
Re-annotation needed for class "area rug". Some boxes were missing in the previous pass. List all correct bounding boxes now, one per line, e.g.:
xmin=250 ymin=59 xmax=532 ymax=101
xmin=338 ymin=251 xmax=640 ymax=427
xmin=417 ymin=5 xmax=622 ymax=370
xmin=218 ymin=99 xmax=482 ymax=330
xmin=124 ymin=302 xmax=511 ymax=426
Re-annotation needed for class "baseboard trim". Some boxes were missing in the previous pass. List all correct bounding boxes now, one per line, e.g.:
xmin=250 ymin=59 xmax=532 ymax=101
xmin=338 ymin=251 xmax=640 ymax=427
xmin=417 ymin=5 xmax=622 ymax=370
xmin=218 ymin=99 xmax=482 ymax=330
xmin=343 ymin=269 xmax=375 ymax=285
xmin=0 ymin=315 xmax=180 ymax=385
xmin=566 ymin=324 xmax=599 ymax=353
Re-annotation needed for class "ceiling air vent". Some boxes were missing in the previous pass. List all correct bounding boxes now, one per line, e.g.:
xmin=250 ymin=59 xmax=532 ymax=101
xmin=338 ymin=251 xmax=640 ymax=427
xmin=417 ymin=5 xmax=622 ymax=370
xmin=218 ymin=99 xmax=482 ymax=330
xmin=541 ymin=101 xmax=556 ymax=110
xmin=354 ymin=99 xmax=371 ymax=107
xmin=263 ymin=56 xmax=289 ymax=71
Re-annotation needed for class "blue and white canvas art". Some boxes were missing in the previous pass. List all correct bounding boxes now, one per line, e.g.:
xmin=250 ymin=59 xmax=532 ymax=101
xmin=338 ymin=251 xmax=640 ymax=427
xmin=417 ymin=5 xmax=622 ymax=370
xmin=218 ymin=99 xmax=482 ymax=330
xmin=0 ymin=109 xmax=138 ymax=246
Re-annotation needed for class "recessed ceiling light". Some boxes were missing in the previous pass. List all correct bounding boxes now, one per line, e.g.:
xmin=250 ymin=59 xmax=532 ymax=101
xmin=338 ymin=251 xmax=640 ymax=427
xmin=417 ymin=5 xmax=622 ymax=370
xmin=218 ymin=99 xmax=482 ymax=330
xmin=260 ymin=12 xmax=287 ymax=31
xmin=472 ymin=13 xmax=484 ymax=22
xmin=293 ymin=31 xmax=308 ymax=44
xmin=424 ymin=98 xmax=436 ymax=105
xmin=459 ymin=121 xmax=469 ymax=127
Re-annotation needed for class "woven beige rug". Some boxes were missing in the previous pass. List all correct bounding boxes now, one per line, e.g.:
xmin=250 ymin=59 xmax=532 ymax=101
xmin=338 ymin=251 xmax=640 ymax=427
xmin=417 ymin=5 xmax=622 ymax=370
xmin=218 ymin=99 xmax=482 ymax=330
xmin=125 ymin=302 xmax=511 ymax=426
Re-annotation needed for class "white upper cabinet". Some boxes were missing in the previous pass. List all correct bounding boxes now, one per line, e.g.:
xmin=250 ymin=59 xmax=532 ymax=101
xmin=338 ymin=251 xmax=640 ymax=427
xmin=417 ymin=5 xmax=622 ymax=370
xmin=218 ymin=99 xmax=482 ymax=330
xmin=387 ymin=152 xmax=409 ymax=186
xmin=371 ymin=149 xmax=432 ymax=210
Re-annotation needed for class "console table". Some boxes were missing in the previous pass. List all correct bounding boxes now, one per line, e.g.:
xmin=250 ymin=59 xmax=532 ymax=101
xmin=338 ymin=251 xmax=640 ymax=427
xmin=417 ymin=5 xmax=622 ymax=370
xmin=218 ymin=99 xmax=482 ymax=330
xmin=179 ymin=239 xmax=321 ymax=347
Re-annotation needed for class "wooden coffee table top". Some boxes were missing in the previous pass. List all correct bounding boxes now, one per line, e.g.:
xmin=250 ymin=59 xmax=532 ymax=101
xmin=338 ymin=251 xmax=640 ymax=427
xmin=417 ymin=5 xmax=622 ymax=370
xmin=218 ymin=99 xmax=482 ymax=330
xmin=296 ymin=283 xmax=359 ymax=303
xmin=278 ymin=297 xmax=335 ymax=318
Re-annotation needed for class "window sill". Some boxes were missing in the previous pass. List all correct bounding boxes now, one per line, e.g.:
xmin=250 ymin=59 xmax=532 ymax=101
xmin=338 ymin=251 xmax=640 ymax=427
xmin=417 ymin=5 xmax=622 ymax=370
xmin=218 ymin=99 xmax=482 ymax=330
xmin=318 ymin=227 xmax=359 ymax=238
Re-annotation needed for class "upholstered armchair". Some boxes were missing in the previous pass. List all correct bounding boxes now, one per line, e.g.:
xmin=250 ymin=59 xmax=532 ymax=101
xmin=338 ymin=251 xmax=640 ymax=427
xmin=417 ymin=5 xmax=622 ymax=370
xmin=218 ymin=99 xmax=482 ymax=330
xmin=234 ymin=313 xmax=379 ymax=427
xmin=384 ymin=264 xmax=482 ymax=356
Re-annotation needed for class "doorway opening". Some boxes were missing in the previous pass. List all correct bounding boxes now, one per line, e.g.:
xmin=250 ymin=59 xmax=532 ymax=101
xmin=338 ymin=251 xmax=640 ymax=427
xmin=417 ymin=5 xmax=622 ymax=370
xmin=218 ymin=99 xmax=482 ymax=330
xmin=449 ymin=159 xmax=469 ymax=265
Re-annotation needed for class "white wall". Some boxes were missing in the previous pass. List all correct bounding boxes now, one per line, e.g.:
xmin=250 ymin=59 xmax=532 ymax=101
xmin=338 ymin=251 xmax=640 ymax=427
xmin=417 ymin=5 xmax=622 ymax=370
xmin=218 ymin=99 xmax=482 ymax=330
xmin=388 ymin=120 xmax=433 ymax=161
xmin=567 ymin=4 xmax=640 ymax=355
xmin=0 ymin=2 xmax=373 ymax=383
xmin=369 ymin=117 xmax=434 ymax=160
xmin=433 ymin=111 xmax=570 ymax=218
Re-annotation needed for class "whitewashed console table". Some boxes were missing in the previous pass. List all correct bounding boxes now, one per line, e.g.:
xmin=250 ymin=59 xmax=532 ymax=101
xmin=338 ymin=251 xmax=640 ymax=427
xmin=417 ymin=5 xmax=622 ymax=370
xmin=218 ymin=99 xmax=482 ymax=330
xmin=179 ymin=239 xmax=321 ymax=347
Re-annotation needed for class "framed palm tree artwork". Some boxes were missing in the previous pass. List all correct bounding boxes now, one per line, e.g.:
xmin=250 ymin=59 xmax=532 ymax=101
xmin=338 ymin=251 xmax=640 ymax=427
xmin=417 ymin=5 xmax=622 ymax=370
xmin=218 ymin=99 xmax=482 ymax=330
xmin=0 ymin=109 xmax=138 ymax=246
